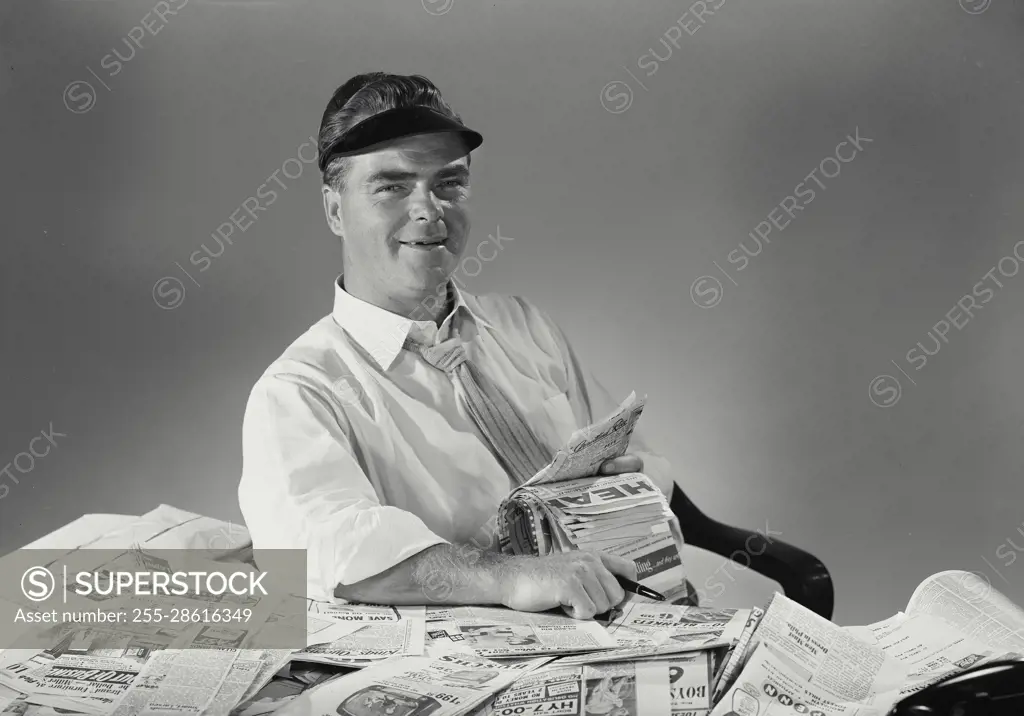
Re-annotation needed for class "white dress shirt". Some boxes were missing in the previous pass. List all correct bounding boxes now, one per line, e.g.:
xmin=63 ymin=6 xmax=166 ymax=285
xmin=239 ymin=276 xmax=675 ymax=600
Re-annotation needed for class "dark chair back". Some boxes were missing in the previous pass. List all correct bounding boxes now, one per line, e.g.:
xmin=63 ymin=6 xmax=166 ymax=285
xmin=669 ymin=484 xmax=834 ymax=620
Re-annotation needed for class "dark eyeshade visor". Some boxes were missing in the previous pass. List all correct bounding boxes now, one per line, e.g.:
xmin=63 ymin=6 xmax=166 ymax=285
xmin=317 ymin=106 xmax=483 ymax=172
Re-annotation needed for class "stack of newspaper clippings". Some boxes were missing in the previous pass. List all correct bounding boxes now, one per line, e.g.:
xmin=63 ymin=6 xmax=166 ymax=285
xmin=497 ymin=392 xmax=690 ymax=605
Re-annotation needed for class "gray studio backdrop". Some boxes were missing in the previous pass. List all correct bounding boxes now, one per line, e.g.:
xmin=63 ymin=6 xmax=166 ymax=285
xmin=2 ymin=0 xmax=1022 ymax=625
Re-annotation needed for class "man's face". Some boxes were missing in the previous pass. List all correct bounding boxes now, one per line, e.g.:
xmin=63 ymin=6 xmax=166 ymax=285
xmin=324 ymin=133 xmax=472 ymax=298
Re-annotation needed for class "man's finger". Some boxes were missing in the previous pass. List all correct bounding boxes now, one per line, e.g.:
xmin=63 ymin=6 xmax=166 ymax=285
xmin=600 ymin=454 xmax=644 ymax=474
xmin=596 ymin=552 xmax=638 ymax=582
xmin=592 ymin=560 xmax=626 ymax=607
xmin=578 ymin=567 xmax=613 ymax=615
xmin=561 ymin=580 xmax=598 ymax=620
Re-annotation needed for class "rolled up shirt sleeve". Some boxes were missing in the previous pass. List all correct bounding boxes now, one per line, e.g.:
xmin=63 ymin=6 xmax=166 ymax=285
xmin=537 ymin=308 xmax=677 ymax=498
xmin=238 ymin=373 xmax=448 ymax=601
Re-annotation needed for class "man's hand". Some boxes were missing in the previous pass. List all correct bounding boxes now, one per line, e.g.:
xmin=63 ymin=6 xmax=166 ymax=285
xmin=498 ymin=550 xmax=638 ymax=620
xmin=599 ymin=453 xmax=644 ymax=476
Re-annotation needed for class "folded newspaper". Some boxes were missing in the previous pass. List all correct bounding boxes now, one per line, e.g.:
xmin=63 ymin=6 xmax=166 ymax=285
xmin=709 ymin=570 xmax=1024 ymax=716
xmin=497 ymin=392 xmax=690 ymax=604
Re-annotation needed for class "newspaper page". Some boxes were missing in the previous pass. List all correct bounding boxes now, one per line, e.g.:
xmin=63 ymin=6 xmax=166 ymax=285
xmin=904 ymin=569 xmax=1024 ymax=653
xmin=442 ymin=606 xmax=616 ymax=658
xmin=558 ymin=605 xmax=747 ymax=666
xmin=723 ymin=592 xmax=905 ymax=706
xmin=203 ymin=649 xmax=294 ymax=716
xmin=228 ymin=649 xmax=294 ymax=711
xmin=862 ymin=611 xmax=1022 ymax=703
xmin=18 ymin=505 xmax=252 ymax=562
xmin=0 ymin=644 xmax=149 ymax=715
xmin=1 ymin=701 xmax=89 ymax=715
xmin=0 ymin=667 xmax=21 ymax=709
xmin=110 ymin=648 xmax=238 ymax=716
xmin=201 ymin=652 xmax=265 ymax=716
xmin=521 ymin=393 xmax=646 ymax=488
xmin=661 ymin=651 xmax=716 ymax=716
xmin=0 ymin=650 xmax=56 ymax=696
xmin=276 ymin=653 xmax=549 ymax=716
xmin=713 ymin=573 xmax=1024 ymax=715
xmin=712 ymin=605 xmax=765 ymax=701
xmin=425 ymin=622 xmax=478 ymax=658
xmin=305 ymin=615 xmax=369 ymax=648
xmin=473 ymin=655 xmax=706 ymax=716
xmin=710 ymin=643 xmax=893 ymax=716
xmin=841 ymin=613 xmax=906 ymax=646
xmin=292 ymin=618 xmax=426 ymax=668
xmin=16 ymin=653 xmax=145 ymax=714
xmin=306 ymin=602 xmax=424 ymax=623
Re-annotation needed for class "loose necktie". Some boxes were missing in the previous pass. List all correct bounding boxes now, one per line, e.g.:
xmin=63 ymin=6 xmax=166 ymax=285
xmin=414 ymin=337 xmax=553 ymax=486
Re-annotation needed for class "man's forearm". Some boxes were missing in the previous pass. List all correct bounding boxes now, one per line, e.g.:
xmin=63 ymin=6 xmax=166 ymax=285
xmin=333 ymin=543 xmax=523 ymax=606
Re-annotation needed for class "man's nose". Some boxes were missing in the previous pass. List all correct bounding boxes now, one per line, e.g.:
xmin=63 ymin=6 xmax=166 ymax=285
xmin=408 ymin=184 xmax=443 ymax=223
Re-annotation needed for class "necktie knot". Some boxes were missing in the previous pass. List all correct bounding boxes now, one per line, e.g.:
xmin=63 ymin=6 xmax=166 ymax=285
xmin=417 ymin=338 xmax=467 ymax=374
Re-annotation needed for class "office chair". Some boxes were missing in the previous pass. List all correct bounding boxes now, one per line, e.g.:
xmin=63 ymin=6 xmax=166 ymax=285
xmin=888 ymin=659 xmax=1024 ymax=715
xmin=670 ymin=484 xmax=835 ymax=620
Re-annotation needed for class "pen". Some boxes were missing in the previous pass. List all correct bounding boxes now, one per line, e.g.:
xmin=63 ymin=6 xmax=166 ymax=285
xmin=616 ymin=576 xmax=666 ymax=601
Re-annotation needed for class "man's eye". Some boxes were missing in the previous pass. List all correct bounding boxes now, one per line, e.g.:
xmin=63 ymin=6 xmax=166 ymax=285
xmin=437 ymin=180 xmax=468 ymax=194
xmin=375 ymin=184 xmax=403 ymax=194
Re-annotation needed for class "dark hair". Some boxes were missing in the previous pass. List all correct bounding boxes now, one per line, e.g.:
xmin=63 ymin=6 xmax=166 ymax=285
xmin=317 ymin=72 xmax=471 ymax=192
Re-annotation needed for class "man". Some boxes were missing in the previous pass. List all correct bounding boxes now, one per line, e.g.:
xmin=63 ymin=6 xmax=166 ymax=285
xmin=238 ymin=72 xmax=677 ymax=619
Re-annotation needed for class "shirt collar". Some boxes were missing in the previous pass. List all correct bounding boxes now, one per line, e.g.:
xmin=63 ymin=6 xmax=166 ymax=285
xmin=331 ymin=274 xmax=488 ymax=371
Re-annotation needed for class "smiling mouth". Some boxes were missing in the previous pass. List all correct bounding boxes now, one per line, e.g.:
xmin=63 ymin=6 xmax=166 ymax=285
xmin=404 ymin=237 xmax=447 ymax=247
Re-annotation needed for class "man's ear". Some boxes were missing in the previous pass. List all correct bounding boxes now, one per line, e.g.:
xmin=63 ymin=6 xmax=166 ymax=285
xmin=322 ymin=184 xmax=345 ymax=238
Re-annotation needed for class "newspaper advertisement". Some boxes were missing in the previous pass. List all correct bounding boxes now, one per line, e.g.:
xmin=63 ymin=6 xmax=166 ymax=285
xmin=110 ymin=648 xmax=238 ymax=715
xmin=0 ymin=650 xmax=145 ymax=715
xmin=558 ymin=605 xmax=747 ymax=667
xmin=521 ymin=393 xmax=646 ymax=488
xmin=441 ymin=607 xmax=616 ymax=658
xmin=904 ymin=569 xmax=1024 ymax=653
xmin=662 ymin=651 xmax=715 ymax=716
xmin=306 ymin=602 xmax=425 ymax=624
xmin=292 ymin=618 xmax=426 ymax=668
xmin=0 ymin=650 xmax=56 ymax=697
xmin=427 ymin=607 xmax=458 ymax=622
xmin=710 ymin=643 xmax=893 ymax=716
xmin=276 ymin=653 xmax=549 ymax=716
xmin=475 ymin=653 xmax=711 ymax=716
xmin=425 ymin=622 xmax=477 ymax=658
